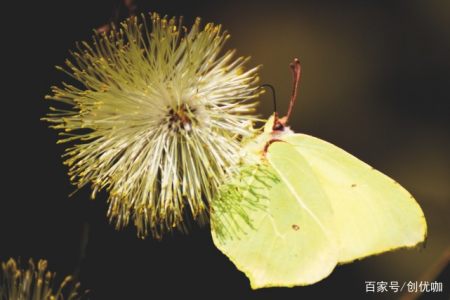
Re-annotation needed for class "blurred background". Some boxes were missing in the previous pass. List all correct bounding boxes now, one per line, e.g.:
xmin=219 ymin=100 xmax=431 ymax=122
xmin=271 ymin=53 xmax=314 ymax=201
xmin=1 ymin=0 xmax=449 ymax=299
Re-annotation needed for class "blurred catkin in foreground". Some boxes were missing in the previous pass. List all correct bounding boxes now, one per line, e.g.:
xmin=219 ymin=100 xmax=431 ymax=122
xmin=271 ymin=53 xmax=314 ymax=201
xmin=0 ymin=258 xmax=85 ymax=300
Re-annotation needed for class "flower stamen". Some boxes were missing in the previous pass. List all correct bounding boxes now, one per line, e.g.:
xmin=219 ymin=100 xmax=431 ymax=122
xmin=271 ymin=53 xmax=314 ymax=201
xmin=44 ymin=13 xmax=262 ymax=238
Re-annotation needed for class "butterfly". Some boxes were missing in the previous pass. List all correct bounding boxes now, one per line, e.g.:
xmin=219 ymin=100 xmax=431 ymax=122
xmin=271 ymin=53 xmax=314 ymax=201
xmin=211 ymin=58 xmax=427 ymax=289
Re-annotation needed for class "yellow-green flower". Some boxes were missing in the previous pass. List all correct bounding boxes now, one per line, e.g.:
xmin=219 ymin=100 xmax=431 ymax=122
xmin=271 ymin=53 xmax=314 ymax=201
xmin=0 ymin=258 xmax=85 ymax=300
xmin=44 ymin=13 xmax=261 ymax=238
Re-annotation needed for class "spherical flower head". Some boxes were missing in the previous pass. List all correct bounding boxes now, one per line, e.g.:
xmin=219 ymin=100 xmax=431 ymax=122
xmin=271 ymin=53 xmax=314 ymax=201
xmin=44 ymin=13 xmax=262 ymax=238
xmin=0 ymin=258 xmax=86 ymax=300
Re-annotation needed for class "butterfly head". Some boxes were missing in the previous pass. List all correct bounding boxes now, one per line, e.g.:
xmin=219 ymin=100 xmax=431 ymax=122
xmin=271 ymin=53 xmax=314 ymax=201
xmin=243 ymin=58 xmax=301 ymax=159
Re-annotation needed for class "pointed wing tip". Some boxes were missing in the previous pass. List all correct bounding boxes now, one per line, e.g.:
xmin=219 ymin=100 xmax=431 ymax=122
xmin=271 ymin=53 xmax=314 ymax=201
xmin=338 ymin=233 xmax=429 ymax=265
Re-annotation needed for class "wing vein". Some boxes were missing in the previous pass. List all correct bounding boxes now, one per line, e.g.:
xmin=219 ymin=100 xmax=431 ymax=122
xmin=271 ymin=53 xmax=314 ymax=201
xmin=269 ymin=159 xmax=331 ymax=238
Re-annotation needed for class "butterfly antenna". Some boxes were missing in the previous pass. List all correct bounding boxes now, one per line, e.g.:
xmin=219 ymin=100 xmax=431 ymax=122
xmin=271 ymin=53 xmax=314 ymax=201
xmin=261 ymin=84 xmax=277 ymax=113
xmin=285 ymin=58 xmax=302 ymax=124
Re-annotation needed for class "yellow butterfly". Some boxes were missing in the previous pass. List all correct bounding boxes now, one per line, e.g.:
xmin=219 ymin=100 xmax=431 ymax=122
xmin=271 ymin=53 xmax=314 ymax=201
xmin=211 ymin=59 xmax=427 ymax=289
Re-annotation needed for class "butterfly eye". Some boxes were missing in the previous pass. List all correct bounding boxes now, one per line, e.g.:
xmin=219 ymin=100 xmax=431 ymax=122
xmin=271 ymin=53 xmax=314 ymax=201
xmin=272 ymin=121 xmax=284 ymax=131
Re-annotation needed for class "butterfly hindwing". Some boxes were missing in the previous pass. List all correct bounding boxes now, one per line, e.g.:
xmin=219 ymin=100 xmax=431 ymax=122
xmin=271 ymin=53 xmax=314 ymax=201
xmin=211 ymin=142 xmax=339 ymax=288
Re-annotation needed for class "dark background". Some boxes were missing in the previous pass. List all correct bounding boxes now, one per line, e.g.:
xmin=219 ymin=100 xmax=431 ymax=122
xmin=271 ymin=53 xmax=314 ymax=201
xmin=1 ymin=0 xmax=449 ymax=299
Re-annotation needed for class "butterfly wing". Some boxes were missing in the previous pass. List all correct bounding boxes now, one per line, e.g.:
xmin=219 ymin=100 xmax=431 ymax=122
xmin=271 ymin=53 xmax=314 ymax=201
xmin=284 ymin=134 xmax=427 ymax=263
xmin=211 ymin=142 xmax=338 ymax=288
